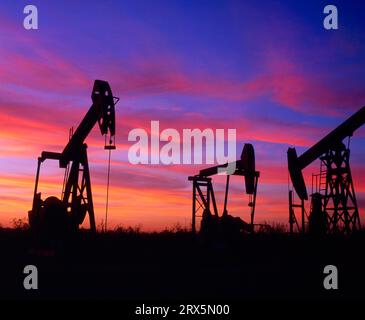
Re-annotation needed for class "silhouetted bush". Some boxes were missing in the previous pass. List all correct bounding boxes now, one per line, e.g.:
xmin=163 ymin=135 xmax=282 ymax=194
xmin=113 ymin=224 xmax=142 ymax=234
xmin=11 ymin=218 xmax=30 ymax=230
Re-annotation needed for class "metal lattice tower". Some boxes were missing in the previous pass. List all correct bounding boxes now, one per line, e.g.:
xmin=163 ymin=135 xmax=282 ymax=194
xmin=320 ymin=145 xmax=361 ymax=234
xmin=188 ymin=176 xmax=218 ymax=235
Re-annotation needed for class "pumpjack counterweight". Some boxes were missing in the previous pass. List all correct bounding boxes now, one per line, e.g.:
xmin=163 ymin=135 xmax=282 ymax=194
xmin=28 ymin=80 xmax=117 ymax=235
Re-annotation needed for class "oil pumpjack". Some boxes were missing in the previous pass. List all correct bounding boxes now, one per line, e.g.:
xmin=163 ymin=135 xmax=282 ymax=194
xmin=28 ymin=80 xmax=117 ymax=235
xmin=188 ymin=144 xmax=259 ymax=236
xmin=288 ymin=106 xmax=364 ymax=234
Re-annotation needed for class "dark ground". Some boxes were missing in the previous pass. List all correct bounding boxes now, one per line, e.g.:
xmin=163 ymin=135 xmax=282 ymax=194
xmin=0 ymin=228 xmax=364 ymax=302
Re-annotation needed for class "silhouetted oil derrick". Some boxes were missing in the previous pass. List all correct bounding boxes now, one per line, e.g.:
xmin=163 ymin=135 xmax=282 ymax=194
xmin=288 ymin=106 xmax=364 ymax=235
xmin=28 ymin=80 xmax=118 ymax=236
xmin=188 ymin=144 xmax=259 ymax=236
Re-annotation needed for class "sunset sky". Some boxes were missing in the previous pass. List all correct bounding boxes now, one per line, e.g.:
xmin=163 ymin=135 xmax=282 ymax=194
xmin=0 ymin=0 xmax=364 ymax=231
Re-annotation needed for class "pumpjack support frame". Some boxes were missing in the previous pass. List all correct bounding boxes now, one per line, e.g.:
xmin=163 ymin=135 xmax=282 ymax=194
xmin=320 ymin=145 xmax=361 ymax=233
xmin=188 ymin=176 xmax=218 ymax=235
